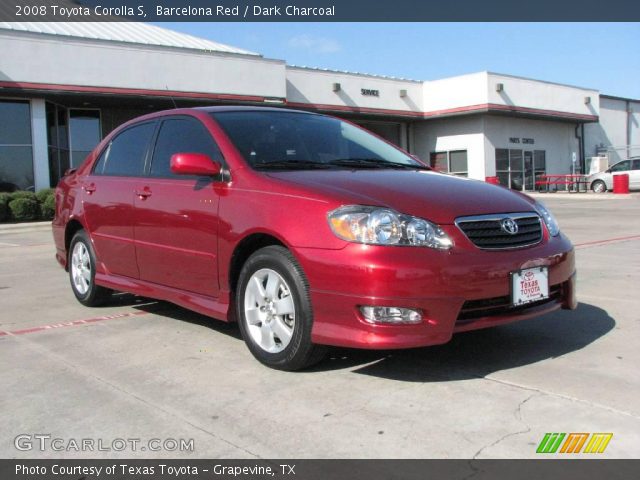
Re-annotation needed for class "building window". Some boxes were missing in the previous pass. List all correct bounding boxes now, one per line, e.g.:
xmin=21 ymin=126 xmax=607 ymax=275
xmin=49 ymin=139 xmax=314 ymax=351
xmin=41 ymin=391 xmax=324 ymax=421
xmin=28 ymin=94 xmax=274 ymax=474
xmin=46 ymin=103 xmax=70 ymax=187
xmin=496 ymin=148 xmax=546 ymax=191
xmin=47 ymin=105 xmax=102 ymax=186
xmin=430 ymin=150 xmax=468 ymax=177
xmin=357 ymin=121 xmax=402 ymax=147
xmin=69 ymin=109 xmax=101 ymax=167
xmin=534 ymin=150 xmax=546 ymax=190
xmin=0 ymin=100 xmax=34 ymax=192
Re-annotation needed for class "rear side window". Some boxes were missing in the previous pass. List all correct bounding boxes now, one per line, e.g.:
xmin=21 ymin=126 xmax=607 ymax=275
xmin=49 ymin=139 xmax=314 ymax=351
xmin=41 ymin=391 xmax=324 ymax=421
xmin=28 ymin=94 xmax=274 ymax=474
xmin=93 ymin=122 xmax=155 ymax=176
xmin=150 ymin=117 xmax=222 ymax=178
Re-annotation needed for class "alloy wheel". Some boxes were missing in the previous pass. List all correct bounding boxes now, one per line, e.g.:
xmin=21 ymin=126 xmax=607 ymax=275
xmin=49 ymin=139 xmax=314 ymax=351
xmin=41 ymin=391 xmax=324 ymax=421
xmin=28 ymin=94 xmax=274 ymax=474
xmin=243 ymin=268 xmax=295 ymax=353
xmin=71 ymin=241 xmax=91 ymax=295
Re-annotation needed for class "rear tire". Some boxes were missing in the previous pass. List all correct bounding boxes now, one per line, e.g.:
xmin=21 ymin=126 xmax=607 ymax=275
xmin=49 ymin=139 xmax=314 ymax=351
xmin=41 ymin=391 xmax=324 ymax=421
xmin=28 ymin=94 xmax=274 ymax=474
xmin=236 ymin=246 xmax=326 ymax=371
xmin=591 ymin=180 xmax=607 ymax=193
xmin=69 ymin=230 xmax=112 ymax=307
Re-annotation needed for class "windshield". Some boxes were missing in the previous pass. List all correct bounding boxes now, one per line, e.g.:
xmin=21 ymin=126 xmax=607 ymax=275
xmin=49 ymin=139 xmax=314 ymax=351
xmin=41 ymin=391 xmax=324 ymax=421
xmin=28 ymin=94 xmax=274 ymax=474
xmin=210 ymin=111 xmax=423 ymax=170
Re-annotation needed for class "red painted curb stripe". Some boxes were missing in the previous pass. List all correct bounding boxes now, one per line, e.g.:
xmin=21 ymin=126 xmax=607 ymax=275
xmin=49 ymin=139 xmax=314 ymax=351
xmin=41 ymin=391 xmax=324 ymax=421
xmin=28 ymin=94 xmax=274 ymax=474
xmin=575 ymin=234 xmax=640 ymax=249
xmin=3 ymin=311 xmax=148 ymax=338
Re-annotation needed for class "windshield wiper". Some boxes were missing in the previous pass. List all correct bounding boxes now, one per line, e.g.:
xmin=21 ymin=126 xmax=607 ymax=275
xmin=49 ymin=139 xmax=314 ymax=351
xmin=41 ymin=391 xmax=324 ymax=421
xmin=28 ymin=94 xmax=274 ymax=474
xmin=253 ymin=160 xmax=332 ymax=170
xmin=327 ymin=158 xmax=429 ymax=170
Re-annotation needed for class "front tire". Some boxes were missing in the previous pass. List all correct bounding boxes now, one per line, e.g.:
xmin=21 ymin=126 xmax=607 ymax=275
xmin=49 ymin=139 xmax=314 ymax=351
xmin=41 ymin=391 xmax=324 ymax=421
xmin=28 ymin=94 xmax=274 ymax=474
xmin=69 ymin=230 xmax=111 ymax=306
xmin=592 ymin=180 xmax=607 ymax=193
xmin=236 ymin=246 xmax=326 ymax=370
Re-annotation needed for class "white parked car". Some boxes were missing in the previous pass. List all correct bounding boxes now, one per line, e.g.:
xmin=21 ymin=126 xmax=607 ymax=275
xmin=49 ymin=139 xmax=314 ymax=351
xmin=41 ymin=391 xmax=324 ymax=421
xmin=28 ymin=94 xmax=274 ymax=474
xmin=589 ymin=158 xmax=640 ymax=193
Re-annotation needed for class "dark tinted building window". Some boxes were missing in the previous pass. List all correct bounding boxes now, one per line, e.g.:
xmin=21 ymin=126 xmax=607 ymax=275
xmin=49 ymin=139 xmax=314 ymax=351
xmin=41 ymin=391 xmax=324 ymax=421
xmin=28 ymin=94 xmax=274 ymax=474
xmin=449 ymin=150 xmax=468 ymax=176
xmin=0 ymin=100 xmax=34 ymax=191
xmin=150 ymin=118 xmax=221 ymax=178
xmin=46 ymin=102 xmax=71 ymax=187
xmin=69 ymin=109 xmax=101 ymax=167
xmin=430 ymin=150 xmax=468 ymax=177
xmin=430 ymin=152 xmax=447 ymax=172
xmin=94 ymin=122 xmax=155 ymax=176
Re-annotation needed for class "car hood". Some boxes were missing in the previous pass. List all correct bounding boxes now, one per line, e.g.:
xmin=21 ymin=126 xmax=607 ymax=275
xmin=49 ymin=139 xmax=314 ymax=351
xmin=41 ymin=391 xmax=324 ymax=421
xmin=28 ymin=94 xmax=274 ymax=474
xmin=265 ymin=169 xmax=537 ymax=224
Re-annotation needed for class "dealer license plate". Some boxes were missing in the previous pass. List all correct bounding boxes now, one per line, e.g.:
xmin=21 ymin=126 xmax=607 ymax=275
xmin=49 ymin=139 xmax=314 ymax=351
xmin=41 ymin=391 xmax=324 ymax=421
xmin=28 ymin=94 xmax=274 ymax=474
xmin=511 ymin=267 xmax=549 ymax=306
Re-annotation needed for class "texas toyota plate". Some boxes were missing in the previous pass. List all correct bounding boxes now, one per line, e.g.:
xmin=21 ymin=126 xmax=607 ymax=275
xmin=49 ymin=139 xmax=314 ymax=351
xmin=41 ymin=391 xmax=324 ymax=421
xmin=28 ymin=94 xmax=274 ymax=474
xmin=511 ymin=267 xmax=549 ymax=306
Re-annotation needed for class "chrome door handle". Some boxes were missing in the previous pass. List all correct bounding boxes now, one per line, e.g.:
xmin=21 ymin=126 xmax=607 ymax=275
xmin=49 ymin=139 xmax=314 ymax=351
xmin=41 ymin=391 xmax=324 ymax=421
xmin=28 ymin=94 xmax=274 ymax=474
xmin=136 ymin=188 xmax=152 ymax=199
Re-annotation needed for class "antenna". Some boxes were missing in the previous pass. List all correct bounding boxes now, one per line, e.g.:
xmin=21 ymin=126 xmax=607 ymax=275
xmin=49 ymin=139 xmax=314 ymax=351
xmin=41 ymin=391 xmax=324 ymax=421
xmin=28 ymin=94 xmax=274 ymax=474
xmin=165 ymin=86 xmax=178 ymax=109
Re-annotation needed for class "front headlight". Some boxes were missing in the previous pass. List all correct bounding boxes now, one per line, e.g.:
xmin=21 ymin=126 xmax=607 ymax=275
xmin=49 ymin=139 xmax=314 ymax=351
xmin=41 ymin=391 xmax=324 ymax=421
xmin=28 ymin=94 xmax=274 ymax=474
xmin=536 ymin=202 xmax=560 ymax=236
xmin=328 ymin=205 xmax=452 ymax=249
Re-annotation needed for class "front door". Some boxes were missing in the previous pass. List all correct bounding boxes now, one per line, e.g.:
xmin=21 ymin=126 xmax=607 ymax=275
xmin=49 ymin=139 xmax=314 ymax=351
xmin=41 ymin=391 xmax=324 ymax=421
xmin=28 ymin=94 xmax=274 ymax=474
xmin=134 ymin=116 xmax=223 ymax=298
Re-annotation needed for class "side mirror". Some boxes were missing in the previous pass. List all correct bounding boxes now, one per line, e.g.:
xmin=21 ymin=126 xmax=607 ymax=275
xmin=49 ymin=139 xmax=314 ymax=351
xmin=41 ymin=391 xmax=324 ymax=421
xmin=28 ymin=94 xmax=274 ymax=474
xmin=170 ymin=153 xmax=222 ymax=176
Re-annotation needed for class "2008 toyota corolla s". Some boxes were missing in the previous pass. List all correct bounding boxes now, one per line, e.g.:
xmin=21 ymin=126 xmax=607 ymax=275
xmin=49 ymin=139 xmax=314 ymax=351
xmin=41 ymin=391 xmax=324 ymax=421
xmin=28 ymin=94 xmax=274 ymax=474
xmin=52 ymin=106 xmax=576 ymax=370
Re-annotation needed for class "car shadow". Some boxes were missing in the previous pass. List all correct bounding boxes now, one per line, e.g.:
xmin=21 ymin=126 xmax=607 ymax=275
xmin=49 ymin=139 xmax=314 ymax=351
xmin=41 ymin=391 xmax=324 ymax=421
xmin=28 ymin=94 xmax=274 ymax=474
xmin=129 ymin=298 xmax=243 ymax=340
xmin=310 ymin=302 xmax=615 ymax=381
xmin=121 ymin=297 xmax=613 ymax=381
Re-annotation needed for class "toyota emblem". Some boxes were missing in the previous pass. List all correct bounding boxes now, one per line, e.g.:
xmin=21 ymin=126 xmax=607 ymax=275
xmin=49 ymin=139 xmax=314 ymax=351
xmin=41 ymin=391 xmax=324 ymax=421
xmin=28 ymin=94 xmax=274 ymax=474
xmin=501 ymin=218 xmax=519 ymax=235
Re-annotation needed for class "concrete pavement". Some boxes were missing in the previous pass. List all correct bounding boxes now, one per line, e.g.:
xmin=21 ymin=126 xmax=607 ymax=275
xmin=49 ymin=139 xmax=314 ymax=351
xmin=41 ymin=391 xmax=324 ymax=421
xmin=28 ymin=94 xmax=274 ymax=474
xmin=0 ymin=196 xmax=639 ymax=458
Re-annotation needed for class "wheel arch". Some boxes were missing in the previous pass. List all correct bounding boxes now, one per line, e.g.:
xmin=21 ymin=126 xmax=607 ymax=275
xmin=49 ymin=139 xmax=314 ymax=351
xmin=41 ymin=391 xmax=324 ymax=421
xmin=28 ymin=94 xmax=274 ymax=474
xmin=228 ymin=233 xmax=288 ymax=299
xmin=64 ymin=219 xmax=86 ymax=270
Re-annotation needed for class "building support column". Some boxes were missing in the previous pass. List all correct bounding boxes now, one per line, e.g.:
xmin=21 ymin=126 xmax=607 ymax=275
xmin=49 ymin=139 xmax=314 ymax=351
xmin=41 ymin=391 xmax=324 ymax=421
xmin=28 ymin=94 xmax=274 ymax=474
xmin=30 ymin=99 xmax=50 ymax=190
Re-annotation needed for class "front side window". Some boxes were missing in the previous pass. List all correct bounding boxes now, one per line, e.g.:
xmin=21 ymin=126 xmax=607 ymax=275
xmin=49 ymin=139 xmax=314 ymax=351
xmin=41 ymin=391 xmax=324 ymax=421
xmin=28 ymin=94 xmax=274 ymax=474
xmin=212 ymin=111 xmax=419 ymax=170
xmin=610 ymin=160 xmax=631 ymax=172
xmin=150 ymin=117 xmax=222 ymax=178
xmin=93 ymin=122 xmax=155 ymax=177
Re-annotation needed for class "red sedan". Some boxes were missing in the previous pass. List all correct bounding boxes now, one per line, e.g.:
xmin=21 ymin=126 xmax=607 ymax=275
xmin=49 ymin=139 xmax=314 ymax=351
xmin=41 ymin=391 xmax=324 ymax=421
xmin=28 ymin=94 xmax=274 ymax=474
xmin=53 ymin=107 xmax=576 ymax=370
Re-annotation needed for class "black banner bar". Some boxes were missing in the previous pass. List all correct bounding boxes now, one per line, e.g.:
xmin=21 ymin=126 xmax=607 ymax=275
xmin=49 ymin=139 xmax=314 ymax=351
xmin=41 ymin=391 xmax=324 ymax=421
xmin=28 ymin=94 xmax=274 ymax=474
xmin=3 ymin=0 xmax=640 ymax=22
xmin=2 ymin=459 xmax=639 ymax=480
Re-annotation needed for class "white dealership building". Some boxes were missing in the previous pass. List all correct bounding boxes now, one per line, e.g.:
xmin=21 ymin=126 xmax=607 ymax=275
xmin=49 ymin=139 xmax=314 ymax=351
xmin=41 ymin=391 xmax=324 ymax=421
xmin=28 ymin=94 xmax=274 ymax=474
xmin=0 ymin=21 xmax=638 ymax=191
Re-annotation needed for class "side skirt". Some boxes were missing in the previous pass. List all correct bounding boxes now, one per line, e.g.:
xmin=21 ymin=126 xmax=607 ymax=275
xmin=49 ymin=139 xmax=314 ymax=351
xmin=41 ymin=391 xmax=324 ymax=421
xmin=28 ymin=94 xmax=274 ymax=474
xmin=95 ymin=273 xmax=231 ymax=322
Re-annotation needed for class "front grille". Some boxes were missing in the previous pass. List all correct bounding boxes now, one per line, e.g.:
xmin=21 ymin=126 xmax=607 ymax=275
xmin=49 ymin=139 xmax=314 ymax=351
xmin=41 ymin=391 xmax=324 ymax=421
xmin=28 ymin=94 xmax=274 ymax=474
xmin=456 ymin=284 xmax=562 ymax=324
xmin=456 ymin=213 xmax=543 ymax=250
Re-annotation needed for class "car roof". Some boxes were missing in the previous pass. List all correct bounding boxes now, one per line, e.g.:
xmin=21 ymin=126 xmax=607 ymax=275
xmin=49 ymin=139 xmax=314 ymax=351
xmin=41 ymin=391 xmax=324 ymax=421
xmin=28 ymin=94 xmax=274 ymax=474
xmin=195 ymin=105 xmax=319 ymax=114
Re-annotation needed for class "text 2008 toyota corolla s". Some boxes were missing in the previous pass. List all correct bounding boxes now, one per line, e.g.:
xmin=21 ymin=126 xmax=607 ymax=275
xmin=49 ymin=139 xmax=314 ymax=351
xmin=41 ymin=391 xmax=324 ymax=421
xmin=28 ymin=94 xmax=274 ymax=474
xmin=53 ymin=107 xmax=576 ymax=370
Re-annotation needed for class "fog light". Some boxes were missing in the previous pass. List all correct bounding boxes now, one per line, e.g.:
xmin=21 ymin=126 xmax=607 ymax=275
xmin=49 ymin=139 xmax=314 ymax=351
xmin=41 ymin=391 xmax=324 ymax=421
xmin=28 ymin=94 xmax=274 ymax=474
xmin=360 ymin=306 xmax=422 ymax=324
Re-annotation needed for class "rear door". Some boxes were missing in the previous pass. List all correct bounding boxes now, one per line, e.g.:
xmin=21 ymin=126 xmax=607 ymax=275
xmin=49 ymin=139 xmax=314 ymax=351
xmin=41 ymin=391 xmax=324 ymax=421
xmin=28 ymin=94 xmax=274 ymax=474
xmin=630 ymin=159 xmax=640 ymax=189
xmin=82 ymin=121 xmax=156 ymax=278
xmin=133 ymin=116 xmax=223 ymax=297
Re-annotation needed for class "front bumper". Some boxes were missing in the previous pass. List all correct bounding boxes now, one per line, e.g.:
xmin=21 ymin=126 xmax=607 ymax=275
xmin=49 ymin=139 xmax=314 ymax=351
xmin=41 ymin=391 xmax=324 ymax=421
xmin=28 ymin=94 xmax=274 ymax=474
xmin=295 ymin=231 xmax=576 ymax=349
